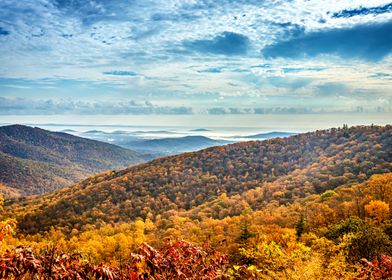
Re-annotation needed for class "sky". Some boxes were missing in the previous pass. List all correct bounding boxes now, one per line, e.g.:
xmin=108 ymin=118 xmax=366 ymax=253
xmin=0 ymin=0 xmax=392 ymax=116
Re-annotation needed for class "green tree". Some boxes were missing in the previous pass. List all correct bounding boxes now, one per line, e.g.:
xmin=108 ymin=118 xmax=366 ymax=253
xmin=326 ymin=217 xmax=391 ymax=262
xmin=295 ymin=213 xmax=306 ymax=239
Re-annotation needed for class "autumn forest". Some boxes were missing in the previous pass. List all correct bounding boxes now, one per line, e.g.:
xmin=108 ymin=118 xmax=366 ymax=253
xmin=0 ymin=125 xmax=390 ymax=279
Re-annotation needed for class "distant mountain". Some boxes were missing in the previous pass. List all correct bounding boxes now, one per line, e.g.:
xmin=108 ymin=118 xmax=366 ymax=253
xmin=78 ymin=131 xmax=224 ymax=155
xmin=133 ymin=130 xmax=177 ymax=134
xmin=190 ymin=128 xmax=210 ymax=132
xmin=243 ymin=131 xmax=295 ymax=139
xmin=121 ymin=135 xmax=230 ymax=154
xmin=80 ymin=130 xmax=141 ymax=147
xmin=0 ymin=125 xmax=148 ymax=196
xmin=84 ymin=130 xmax=104 ymax=134
xmin=9 ymin=125 xmax=391 ymax=234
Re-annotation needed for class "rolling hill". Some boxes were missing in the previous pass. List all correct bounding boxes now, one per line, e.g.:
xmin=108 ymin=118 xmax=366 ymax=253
xmin=0 ymin=125 xmax=149 ymax=196
xmin=7 ymin=125 xmax=391 ymax=234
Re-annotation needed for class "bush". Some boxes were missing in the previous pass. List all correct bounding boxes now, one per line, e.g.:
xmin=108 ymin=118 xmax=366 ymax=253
xmin=326 ymin=217 xmax=392 ymax=262
xmin=355 ymin=255 xmax=392 ymax=279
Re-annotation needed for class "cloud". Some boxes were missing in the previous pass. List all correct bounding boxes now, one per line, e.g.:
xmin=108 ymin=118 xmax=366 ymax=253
xmin=207 ymin=107 xmax=228 ymax=114
xmin=0 ymin=27 xmax=10 ymax=36
xmin=52 ymin=0 xmax=130 ymax=25
xmin=184 ymin=32 xmax=250 ymax=55
xmin=332 ymin=3 xmax=392 ymax=18
xmin=272 ymin=22 xmax=305 ymax=39
xmin=316 ymin=82 xmax=350 ymax=97
xmin=0 ymin=97 xmax=193 ymax=115
xmin=197 ymin=68 xmax=223 ymax=73
xmin=262 ymin=20 xmax=392 ymax=61
xmin=1 ymin=0 xmax=392 ymax=113
xmin=250 ymin=64 xmax=273 ymax=69
xmin=151 ymin=12 xmax=200 ymax=22
xmin=369 ymin=72 xmax=392 ymax=78
xmin=102 ymin=71 xmax=140 ymax=76
xmin=282 ymin=67 xmax=325 ymax=73
xmin=241 ymin=73 xmax=314 ymax=91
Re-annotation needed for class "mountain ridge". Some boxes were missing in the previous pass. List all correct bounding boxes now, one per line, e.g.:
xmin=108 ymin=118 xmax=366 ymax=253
xmin=0 ymin=124 xmax=148 ymax=196
xmin=121 ymin=135 xmax=230 ymax=154
xmin=7 ymin=125 xmax=391 ymax=234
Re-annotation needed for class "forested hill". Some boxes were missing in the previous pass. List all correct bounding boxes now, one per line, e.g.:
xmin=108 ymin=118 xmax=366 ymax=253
xmin=0 ymin=125 xmax=148 ymax=196
xmin=8 ymin=125 xmax=391 ymax=234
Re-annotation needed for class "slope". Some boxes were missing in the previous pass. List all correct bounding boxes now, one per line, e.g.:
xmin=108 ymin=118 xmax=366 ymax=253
xmin=7 ymin=125 xmax=392 ymax=234
xmin=0 ymin=125 xmax=148 ymax=196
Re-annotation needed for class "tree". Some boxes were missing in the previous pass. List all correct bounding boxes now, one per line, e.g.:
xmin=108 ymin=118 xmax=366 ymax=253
xmin=295 ymin=213 xmax=306 ymax=239
xmin=0 ymin=195 xmax=16 ymax=245
xmin=238 ymin=220 xmax=255 ymax=245
xmin=367 ymin=173 xmax=392 ymax=204
xmin=365 ymin=200 xmax=390 ymax=224
xmin=326 ymin=217 xmax=391 ymax=262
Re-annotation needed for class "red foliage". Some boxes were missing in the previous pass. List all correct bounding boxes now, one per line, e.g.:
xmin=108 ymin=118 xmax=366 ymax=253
xmin=125 ymin=241 xmax=228 ymax=279
xmin=355 ymin=255 xmax=392 ymax=280
xmin=0 ymin=241 xmax=228 ymax=279
xmin=0 ymin=246 xmax=116 ymax=279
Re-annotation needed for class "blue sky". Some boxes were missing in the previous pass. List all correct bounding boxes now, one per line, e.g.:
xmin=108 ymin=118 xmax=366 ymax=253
xmin=0 ymin=0 xmax=392 ymax=115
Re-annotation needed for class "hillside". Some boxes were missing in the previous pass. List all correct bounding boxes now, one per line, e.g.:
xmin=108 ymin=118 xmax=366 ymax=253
xmin=8 ymin=125 xmax=391 ymax=234
xmin=0 ymin=125 xmax=148 ymax=196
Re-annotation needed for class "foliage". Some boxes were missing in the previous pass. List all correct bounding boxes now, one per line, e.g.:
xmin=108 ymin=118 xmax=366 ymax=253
xmin=7 ymin=125 xmax=391 ymax=234
xmin=355 ymin=255 xmax=392 ymax=280
xmin=128 ymin=241 xmax=228 ymax=279
xmin=0 ymin=125 xmax=391 ymax=279
xmin=366 ymin=173 xmax=392 ymax=204
xmin=325 ymin=217 xmax=366 ymax=241
xmin=0 ymin=241 xmax=228 ymax=280
xmin=0 ymin=195 xmax=16 ymax=245
xmin=326 ymin=217 xmax=391 ymax=262
xmin=0 ymin=246 xmax=117 ymax=279
xmin=365 ymin=200 xmax=390 ymax=224
xmin=295 ymin=213 xmax=306 ymax=239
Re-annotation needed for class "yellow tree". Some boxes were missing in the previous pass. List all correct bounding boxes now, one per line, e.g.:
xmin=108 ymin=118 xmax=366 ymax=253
xmin=0 ymin=195 xmax=16 ymax=250
xmin=365 ymin=200 xmax=390 ymax=224
xmin=367 ymin=173 xmax=392 ymax=204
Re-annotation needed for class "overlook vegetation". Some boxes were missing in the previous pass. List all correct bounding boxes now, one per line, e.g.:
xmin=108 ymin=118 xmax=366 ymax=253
xmin=0 ymin=125 xmax=148 ymax=196
xmin=0 ymin=125 xmax=391 ymax=279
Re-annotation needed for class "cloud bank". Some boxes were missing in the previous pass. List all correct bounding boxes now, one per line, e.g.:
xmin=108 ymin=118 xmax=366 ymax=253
xmin=263 ymin=21 xmax=392 ymax=61
xmin=0 ymin=0 xmax=392 ymax=114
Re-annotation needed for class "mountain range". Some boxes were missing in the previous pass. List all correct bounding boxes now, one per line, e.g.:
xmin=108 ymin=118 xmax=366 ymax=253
xmin=0 ymin=125 xmax=149 ymax=196
xmin=8 ymin=125 xmax=391 ymax=234
xmin=120 ymin=135 xmax=230 ymax=154
xmin=0 ymin=125 xmax=296 ymax=197
xmin=77 ymin=129 xmax=295 ymax=155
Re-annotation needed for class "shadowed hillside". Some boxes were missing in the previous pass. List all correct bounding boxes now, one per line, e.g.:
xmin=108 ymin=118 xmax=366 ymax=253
xmin=0 ymin=125 xmax=149 ymax=196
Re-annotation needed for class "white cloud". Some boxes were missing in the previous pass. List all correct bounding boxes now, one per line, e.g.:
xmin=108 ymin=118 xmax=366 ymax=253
xmin=0 ymin=0 xmax=391 ymax=113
